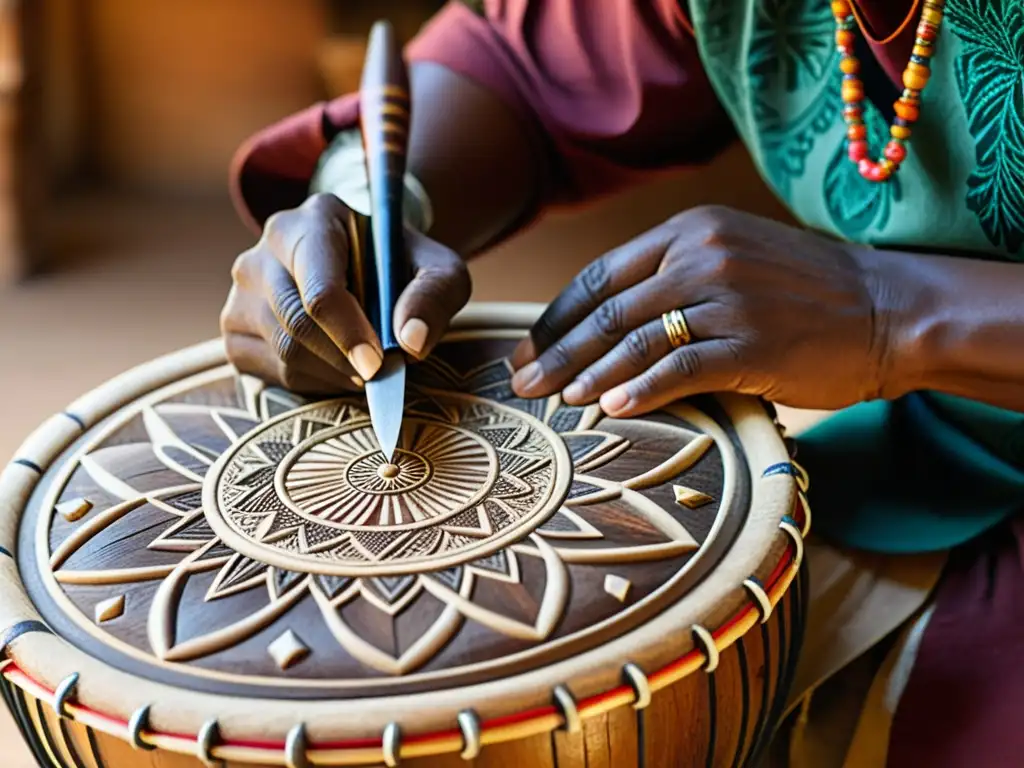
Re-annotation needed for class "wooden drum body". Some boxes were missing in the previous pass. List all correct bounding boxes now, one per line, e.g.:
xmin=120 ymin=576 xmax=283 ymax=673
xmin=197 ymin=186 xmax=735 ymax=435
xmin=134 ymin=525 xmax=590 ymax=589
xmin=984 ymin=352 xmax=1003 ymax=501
xmin=0 ymin=303 xmax=808 ymax=767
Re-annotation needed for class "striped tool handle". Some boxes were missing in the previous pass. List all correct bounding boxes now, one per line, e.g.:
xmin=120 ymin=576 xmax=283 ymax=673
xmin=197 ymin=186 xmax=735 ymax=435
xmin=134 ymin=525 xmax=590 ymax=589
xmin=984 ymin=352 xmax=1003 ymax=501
xmin=359 ymin=20 xmax=411 ymax=352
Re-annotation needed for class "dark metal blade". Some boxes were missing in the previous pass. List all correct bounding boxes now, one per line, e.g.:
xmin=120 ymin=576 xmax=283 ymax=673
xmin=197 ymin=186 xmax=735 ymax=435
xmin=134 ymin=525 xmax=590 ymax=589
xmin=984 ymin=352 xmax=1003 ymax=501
xmin=365 ymin=351 xmax=406 ymax=462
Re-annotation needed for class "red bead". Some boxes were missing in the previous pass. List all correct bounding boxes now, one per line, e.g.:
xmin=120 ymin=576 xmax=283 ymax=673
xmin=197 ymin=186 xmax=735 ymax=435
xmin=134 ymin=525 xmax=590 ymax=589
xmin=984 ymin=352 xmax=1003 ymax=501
xmin=847 ymin=124 xmax=866 ymax=140
xmin=848 ymin=140 xmax=869 ymax=161
xmin=858 ymin=159 xmax=891 ymax=182
xmin=843 ymin=105 xmax=864 ymax=120
xmin=884 ymin=141 xmax=907 ymax=164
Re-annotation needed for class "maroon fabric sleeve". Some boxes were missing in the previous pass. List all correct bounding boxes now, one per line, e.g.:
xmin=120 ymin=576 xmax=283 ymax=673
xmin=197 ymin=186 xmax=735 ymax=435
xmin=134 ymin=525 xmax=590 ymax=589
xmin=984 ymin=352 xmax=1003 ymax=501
xmin=229 ymin=0 xmax=731 ymax=232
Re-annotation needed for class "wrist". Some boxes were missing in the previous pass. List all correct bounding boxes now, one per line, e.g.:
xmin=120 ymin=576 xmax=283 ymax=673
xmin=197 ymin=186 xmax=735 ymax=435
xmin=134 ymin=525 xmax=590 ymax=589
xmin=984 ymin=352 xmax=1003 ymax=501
xmin=852 ymin=244 xmax=939 ymax=400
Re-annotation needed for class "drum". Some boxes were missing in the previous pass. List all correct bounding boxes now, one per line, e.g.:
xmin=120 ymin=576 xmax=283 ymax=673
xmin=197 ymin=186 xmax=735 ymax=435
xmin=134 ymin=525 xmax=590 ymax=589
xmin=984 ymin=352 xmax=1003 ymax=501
xmin=0 ymin=302 xmax=808 ymax=767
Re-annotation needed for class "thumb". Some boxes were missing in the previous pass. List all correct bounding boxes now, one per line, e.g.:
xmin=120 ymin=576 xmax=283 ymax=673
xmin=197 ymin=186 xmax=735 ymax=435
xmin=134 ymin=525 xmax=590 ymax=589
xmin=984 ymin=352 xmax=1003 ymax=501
xmin=394 ymin=229 xmax=472 ymax=360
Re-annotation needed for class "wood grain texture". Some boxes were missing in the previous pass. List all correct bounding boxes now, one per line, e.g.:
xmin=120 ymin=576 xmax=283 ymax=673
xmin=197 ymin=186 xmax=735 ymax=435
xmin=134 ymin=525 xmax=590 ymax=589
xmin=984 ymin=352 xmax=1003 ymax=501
xmin=0 ymin=303 xmax=805 ymax=765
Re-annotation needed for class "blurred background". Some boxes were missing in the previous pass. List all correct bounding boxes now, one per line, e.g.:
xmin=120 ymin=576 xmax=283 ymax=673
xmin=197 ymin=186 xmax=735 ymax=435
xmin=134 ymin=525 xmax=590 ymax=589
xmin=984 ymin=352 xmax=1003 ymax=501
xmin=0 ymin=2 xmax=812 ymax=763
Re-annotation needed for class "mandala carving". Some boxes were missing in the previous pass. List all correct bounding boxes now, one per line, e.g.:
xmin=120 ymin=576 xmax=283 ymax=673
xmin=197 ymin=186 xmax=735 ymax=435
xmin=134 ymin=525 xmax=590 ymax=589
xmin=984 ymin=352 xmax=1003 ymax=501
xmin=205 ymin=392 xmax=568 ymax=576
xmin=25 ymin=337 xmax=746 ymax=696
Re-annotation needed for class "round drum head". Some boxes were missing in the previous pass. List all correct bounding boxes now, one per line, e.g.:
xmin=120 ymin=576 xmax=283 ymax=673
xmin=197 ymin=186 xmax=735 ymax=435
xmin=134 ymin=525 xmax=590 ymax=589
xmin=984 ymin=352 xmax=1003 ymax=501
xmin=0 ymin=303 xmax=806 ymax=767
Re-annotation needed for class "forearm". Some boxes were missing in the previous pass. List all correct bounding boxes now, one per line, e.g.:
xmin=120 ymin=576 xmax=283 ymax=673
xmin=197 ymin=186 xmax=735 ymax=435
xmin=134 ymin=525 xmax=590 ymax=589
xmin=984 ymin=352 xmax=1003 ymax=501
xmin=874 ymin=247 xmax=1024 ymax=412
xmin=403 ymin=63 xmax=544 ymax=255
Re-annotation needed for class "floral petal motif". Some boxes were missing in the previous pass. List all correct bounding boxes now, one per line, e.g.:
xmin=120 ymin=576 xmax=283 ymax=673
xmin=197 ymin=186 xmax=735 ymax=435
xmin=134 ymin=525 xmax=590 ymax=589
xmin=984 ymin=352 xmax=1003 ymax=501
xmin=562 ymin=430 xmax=631 ymax=473
xmin=148 ymin=508 xmax=216 ymax=552
xmin=237 ymin=374 xmax=308 ymax=421
xmin=535 ymin=507 xmax=602 ymax=540
xmin=311 ymin=576 xmax=464 ymax=675
xmin=143 ymin=407 xmax=215 ymax=482
xmin=148 ymin=542 xmax=304 ymax=662
xmin=621 ymin=434 xmax=714 ymax=491
xmin=420 ymin=534 xmax=569 ymax=641
xmin=525 ymin=479 xmax=700 ymax=564
xmin=51 ymin=487 xmax=199 ymax=579
xmin=206 ymin=553 xmax=273 ymax=601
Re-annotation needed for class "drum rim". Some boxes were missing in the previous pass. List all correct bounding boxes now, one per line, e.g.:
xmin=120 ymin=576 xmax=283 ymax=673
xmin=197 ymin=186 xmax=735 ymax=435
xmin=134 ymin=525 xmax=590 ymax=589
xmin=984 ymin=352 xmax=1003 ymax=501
xmin=0 ymin=301 xmax=806 ymax=765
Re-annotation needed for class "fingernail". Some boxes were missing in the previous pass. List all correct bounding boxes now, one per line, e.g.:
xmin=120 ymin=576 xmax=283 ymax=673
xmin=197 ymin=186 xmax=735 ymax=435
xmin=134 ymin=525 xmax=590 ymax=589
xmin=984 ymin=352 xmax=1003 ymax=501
xmin=399 ymin=318 xmax=430 ymax=356
xmin=350 ymin=375 xmax=365 ymax=389
xmin=511 ymin=361 xmax=542 ymax=394
xmin=600 ymin=387 xmax=630 ymax=414
xmin=563 ymin=380 xmax=586 ymax=403
xmin=349 ymin=343 xmax=382 ymax=381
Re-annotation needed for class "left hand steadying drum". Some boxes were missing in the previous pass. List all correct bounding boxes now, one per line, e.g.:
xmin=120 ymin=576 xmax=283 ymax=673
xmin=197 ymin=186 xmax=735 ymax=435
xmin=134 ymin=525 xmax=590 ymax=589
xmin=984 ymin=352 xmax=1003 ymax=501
xmin=510 ymin=205 xmax=900 ymax=416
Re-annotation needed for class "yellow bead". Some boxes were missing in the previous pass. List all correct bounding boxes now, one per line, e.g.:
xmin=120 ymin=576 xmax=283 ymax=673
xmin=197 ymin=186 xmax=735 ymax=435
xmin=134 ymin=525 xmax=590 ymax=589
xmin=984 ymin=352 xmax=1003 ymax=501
xmin=891 ymin=125 xmax=912 ymax=140
xmin=912 ymin=44 xmax=932 ymax=58
xmin=902 ymin=70 xmax=929 ymax=91
xmin=842 ymin=83 xmax=865 ymax=102
xmin=831 ymin=0 xmax=852 ymax=18
xmin=922 ymin=6 xmax=943 ymax=24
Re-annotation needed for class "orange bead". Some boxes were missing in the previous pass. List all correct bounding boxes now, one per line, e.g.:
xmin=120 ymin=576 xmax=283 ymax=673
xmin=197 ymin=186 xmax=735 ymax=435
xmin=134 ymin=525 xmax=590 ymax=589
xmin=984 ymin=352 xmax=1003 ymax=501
xmin=840 ymin=57 xmax=861 ymax=74
xmin=847 ymin=124 xmax=866 ymax=140
xmin=842 ymin=83 xmax=865 ymax=102
xmin=831 ymin=0 xmax=852 ymax=18
xmin=891 ymin=125 xmax=912 ymax=140
xmin=836 ymin=30 xmax=855 ymax=47
xmin=902 ymin=70 xmax=929 ymax=91
xmin=894 ymin=100 xmax=920 ymax=121
xmin=912 ymin=44 xmax=932 ymax=58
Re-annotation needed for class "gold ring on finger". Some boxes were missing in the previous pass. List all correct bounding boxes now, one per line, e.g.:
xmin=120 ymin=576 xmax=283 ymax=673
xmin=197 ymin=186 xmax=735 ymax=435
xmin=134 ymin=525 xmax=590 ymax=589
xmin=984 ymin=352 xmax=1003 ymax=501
xmin=661 ymin=308 xmax=693 ymax=349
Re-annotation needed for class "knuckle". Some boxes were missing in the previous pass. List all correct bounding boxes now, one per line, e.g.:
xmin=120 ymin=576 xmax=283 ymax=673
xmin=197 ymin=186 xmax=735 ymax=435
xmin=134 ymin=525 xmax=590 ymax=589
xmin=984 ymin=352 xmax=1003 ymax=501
xmin=592 ymin=299 xmax=623 ymax=338
xmin=263 ymin=210 xmax=294 ymax=236
xmin=218 ymin=304 xmax=233 ymax=335
xmin=622 ymin=328 xmax=650 ymax=366
xmin=274 ymin=287 xmax=314 ymax=340
xmin=530 ymin=311 xmax=560 ymax=349
xmin=447 ymin=260 xmax=472 ymax=303
xmin=231 ymin=248 xmax=257 ymax=284
xmin=577 ymin=258 xmax=611 ymax=304
xmin=670 ymin=348 xmax=703 ymax=378
xmin=301 ymin=279 xmax=334 ymax=323
xmin=547 ymin=340 xmax=572 ymax=369
xmin=271 ymin=325 xmax=300 ymax=365
xmin=704 ymin=247 xmax=735 ymax=281
xmin=223 ymin=334 xmax=242 ymax=367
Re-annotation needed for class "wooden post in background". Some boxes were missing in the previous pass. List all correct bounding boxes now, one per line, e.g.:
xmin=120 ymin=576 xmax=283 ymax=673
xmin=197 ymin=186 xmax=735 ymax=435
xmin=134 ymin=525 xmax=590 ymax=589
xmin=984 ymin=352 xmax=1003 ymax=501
xmin=0 ymin=0 xmax=43 ymax=283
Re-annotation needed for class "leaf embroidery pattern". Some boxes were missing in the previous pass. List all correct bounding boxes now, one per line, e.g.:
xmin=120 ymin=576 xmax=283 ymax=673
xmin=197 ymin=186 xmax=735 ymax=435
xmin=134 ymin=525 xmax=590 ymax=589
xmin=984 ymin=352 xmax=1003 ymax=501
xmin=944 ymin=0 xmax=1024 ymax=255
xmin=747 ymin=0 xmax=838 ymax=194
xmin=746 ymin=0 xmax=899 ymax=235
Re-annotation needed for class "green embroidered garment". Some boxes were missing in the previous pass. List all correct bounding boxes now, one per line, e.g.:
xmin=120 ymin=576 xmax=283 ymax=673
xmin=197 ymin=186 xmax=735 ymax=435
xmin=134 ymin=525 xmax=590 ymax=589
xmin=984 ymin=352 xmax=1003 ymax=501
xmin=688 ymin=0 xmax=1024 ymax=552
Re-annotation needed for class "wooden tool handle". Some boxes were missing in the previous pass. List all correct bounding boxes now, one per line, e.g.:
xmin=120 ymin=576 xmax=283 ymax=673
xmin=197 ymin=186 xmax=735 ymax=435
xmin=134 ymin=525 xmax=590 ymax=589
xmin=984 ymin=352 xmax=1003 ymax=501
xmin=359 ymin=20 xmax=410 ymax=352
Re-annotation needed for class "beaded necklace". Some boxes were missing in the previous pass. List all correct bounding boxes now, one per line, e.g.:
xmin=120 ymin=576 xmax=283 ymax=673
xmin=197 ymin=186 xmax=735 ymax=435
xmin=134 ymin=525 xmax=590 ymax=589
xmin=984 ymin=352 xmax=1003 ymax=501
xmin=831 ymin=0 xmax=945 ymax=182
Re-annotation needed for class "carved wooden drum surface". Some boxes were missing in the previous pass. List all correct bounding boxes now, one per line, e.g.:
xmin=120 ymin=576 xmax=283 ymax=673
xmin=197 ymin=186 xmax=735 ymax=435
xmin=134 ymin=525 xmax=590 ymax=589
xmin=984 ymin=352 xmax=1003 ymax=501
xmin=0 ymin=303 xmax=809 ymax=768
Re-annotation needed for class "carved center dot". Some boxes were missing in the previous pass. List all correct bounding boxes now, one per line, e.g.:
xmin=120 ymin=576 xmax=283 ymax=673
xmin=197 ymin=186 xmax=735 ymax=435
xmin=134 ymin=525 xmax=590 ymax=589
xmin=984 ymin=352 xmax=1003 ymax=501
xmin=378 ymin=463 xmax=401 ymax=480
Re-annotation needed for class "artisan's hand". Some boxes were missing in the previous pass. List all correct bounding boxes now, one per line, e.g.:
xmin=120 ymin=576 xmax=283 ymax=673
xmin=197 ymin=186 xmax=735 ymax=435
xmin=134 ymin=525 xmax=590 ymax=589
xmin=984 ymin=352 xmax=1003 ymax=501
xmin=510 ymin=206 xmax=901 ymax=416
xmin=221 ymin=193 xmax=470 ymax=394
